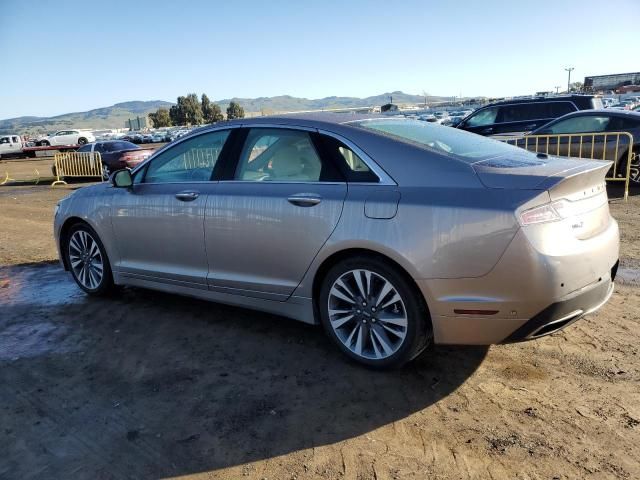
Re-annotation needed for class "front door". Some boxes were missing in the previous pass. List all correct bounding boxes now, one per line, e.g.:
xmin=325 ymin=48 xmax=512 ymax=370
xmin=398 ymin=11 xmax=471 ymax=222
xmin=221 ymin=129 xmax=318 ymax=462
xmin=111 ymin=129 xmax=232 ymax=287
xmin=204 ymin=127 xmax=347 ymax=300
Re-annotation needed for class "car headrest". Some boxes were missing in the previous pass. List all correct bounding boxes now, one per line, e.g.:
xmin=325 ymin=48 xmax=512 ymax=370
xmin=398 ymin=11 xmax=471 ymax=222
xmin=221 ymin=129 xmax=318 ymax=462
xmin=271 ymin=146 xmax=305 ymax=178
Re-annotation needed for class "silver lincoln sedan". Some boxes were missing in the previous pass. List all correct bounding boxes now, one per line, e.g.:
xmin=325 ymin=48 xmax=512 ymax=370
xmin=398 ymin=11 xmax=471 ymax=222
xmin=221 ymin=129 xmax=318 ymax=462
xmin=54 ymin=114 xmax=619 ymax=368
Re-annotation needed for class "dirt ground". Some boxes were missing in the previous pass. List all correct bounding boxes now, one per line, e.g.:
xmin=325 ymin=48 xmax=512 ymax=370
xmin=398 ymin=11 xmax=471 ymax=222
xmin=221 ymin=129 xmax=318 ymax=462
xmin=0 ymin=178 xmax=639 ymax=480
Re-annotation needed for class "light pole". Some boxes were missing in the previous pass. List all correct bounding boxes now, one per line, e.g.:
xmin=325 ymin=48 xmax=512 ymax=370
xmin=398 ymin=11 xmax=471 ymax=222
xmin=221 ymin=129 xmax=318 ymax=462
xmin=555 ymin=86 xmax=560 ymax=94
xmin=565 ymin=67 xmax=574 ymax=93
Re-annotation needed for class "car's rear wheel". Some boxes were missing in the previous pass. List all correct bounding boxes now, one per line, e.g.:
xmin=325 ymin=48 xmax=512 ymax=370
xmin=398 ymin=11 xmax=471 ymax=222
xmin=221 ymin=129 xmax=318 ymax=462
xmin=40 ymin=140 xmax=50 ymax=147
xmin=65 ymin=223 xmax=114 ymax=295
xmin=319 ymin=256 xmax=432 ymax=368
xmin=77 ymin=137 xmax=87 ymax=145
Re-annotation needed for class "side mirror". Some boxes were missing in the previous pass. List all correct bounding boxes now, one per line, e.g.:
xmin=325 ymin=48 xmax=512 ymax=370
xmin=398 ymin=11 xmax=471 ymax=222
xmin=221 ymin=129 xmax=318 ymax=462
xmin=111 ymin=169 xmax=132 ymax=188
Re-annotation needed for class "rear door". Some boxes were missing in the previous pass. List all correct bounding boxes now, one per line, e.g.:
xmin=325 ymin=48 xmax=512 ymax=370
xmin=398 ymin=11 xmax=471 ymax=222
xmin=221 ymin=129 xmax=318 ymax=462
xmin=204 ymin=126 xmax=347 ymax=300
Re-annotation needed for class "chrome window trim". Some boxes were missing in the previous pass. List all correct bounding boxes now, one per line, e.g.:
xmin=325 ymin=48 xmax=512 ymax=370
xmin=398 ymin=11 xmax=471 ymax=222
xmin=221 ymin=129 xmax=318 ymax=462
xmin=317 ymin=128 xmax=397 ymax=186
xmin=218 ymin=180 xmax=345 ymax=185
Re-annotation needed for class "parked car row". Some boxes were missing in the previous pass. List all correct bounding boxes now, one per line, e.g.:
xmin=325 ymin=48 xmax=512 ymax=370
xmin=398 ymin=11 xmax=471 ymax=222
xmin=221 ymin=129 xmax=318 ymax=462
xmin=603 ymin=96 xmax=640 ymax=110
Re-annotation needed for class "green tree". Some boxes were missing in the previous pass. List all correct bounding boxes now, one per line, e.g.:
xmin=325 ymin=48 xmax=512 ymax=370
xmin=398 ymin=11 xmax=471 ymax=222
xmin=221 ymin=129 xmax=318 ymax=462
xmin=569 ymin=81 xmax=584 ymax=93
xmin=202 ymin=94 xmax=225 ymax=123
xmin=210 ymin=103 xmax=224 ymax=123
xmin=149 ymin=108 xmax=172 ymax=128
xmin=184 ymin=93 xmax=203 ymax=125
xmin=201 ymin=94 xmax=212 ymax=122
xmin=226 ymin=101 xmax=245 ymax=120
xmin=169 ymin=96 xmax=187 ymax=125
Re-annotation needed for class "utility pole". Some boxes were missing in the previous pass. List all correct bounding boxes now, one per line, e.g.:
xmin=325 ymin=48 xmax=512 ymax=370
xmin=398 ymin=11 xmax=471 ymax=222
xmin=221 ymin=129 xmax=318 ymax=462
xmin=565 ymin=67 xmax=574 ymax=93
xmin=555 ymin=86 xmax=560 ymax=94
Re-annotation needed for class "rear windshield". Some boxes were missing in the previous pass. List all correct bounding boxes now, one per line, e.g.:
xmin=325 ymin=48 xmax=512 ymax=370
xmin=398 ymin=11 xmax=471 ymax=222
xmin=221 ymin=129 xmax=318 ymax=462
xmin=352 ymin=118 xmax=523 ymax=162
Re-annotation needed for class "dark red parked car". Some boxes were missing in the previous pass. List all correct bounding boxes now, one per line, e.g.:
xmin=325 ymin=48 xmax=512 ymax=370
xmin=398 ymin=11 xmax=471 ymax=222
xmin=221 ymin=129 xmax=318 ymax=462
xmin=76 ymin=141 xmax=155 ymax=178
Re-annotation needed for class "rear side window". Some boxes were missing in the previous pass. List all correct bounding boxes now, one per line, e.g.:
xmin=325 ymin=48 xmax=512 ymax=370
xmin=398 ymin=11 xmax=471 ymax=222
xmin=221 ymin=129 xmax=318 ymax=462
xmin=549 ymin=102 xmax=576 ymax=117
xmin=607 ymin=116 xmax=640 ymax=131
xmin=546 ymin=116 xmax=610 ymax=134
xmin=499 ymin=102 xmax=576 ymax=123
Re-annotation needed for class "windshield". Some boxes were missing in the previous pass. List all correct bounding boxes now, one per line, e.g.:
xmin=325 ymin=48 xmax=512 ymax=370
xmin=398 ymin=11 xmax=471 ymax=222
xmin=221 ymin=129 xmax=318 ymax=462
xmin=352 ymin=118 xmax=523 ymax=162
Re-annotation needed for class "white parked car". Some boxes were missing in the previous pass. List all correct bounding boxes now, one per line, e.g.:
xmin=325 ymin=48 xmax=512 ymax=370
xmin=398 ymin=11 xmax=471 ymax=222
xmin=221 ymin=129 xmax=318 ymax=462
xmin=39 ymin=130 xmax=95 ymax=146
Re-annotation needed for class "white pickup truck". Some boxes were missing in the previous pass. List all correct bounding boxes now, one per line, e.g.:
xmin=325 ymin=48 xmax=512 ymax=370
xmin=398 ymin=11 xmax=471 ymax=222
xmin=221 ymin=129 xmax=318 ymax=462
xmin=0 ymin=134 xmax=26 ymax=158
xmin=0 ymin=133 xmax=83 ymax=159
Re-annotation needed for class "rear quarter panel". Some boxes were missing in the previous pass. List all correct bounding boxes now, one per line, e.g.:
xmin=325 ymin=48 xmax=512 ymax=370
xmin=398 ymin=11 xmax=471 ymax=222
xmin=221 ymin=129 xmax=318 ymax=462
xmin=294 ymin=184 xmax=532 ymax=298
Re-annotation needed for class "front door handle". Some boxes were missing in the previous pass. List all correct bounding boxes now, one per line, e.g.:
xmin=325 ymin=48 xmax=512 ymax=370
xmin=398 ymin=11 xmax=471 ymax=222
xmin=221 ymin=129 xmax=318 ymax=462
xmin=287 ymin=194 xmax=322 ymax=207
xmin=175 ymin=191 xmax=199 ymax=201
xmin=481 ymin=127 xmax=494 ymax=135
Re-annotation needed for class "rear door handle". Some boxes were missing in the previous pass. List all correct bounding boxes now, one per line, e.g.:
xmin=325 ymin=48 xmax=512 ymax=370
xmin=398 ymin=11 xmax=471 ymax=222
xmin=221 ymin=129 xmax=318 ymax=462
xmin=287 ymin=194 xmax=322 ymax=207
xmin=175 ymin=191 xmax=199 ymax=201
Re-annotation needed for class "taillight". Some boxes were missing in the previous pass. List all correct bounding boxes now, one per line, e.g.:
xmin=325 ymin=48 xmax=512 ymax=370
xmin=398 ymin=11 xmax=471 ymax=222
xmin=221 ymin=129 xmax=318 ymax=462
xmin=519 ymin=192 xmax=607 ymax=226
xmin=519 ymin=203 xmax=561 ymax=225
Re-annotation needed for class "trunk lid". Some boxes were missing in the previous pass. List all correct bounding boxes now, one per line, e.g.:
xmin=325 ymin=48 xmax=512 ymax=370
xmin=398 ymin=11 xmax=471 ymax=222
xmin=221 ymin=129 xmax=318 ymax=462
xmin=473 ymin=152 xmax=612 ymax=240
xmin=472 ymin=150 xmax=611 ymax=193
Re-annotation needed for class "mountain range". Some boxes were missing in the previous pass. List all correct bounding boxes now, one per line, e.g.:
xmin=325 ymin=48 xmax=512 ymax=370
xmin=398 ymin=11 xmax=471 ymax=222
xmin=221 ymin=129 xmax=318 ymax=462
xmin=0 ymin=92 xmax=449 ymax=134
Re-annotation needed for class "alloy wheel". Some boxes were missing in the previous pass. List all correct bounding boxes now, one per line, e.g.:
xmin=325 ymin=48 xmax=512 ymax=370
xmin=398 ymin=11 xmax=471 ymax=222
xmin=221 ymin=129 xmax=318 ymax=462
xmin=68 ymin=230 xmax=104 ymax=290
xmin=327 ymin=269 xmax=408 ymax=360
xmin=630 ymin=153 xmax=640 ymax=184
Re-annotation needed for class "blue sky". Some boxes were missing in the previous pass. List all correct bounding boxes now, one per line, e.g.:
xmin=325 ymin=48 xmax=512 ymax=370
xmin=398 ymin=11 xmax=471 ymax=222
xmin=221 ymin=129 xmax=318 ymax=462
xmin=0 ymin=0 xmax=638 ymax=119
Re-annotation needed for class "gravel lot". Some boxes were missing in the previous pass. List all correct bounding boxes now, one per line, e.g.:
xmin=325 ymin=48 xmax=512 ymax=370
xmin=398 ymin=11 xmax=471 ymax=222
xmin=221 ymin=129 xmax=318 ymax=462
xmin=0 ymin=177 xmax=639 ymax=479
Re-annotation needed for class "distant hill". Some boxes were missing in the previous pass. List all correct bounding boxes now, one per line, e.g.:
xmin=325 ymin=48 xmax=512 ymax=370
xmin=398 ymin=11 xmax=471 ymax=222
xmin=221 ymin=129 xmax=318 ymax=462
xmin=0 ymin=101 xmax=174 ymax=135
xmin=211 ymin=91 xmax=441 ymax=114
xmin=0 ymin=92 xmax=448 ymax=134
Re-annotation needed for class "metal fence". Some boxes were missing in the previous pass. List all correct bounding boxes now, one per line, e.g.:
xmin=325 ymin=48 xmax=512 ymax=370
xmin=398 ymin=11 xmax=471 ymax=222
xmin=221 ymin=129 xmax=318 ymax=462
xmin=52 ymin=151 xmax=103 ymax=186
xmin=498 ymin=131 xmax=634 ymax=200
xmin=182 ymin=148 xmax=221 ymax=170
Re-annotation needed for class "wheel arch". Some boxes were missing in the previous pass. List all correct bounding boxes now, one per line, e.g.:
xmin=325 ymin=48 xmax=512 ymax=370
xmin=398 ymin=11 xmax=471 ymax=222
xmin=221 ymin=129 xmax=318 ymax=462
xmin=59 ymin=216 xmax=114 ymax=271
xmin=310 ymin=247 xmax=431 ymax=324
xmin=59 ymin=216 xmax=90 ymax=270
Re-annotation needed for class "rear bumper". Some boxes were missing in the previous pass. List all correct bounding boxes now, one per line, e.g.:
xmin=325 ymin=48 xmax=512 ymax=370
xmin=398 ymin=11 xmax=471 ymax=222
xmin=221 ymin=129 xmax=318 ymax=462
xmin=419 ymin=216 xmax=619 ymax=345
xmin=502 ymin=272 xmax=615 ymax=343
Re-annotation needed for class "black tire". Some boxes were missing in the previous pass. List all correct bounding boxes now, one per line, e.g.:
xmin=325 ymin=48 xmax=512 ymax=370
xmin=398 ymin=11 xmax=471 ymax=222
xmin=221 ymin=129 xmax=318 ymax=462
xmin=64 ymin=223 xmax=115 ymax=296
xmin=77 ymin=137 xmax=87 ymax=145
xmin=40 ymin=140 xmax=50 ymax=147
xmin=319 ymin=255 xmax=432 ymax=369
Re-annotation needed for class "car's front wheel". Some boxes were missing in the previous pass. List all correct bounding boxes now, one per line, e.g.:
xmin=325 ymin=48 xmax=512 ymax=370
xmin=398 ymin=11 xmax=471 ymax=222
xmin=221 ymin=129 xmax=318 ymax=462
xmin=65 ymin=223 xmax=114 ymax=295
xmin=40 ymin=140 xmax=50 ymax=147
xmin=77 ymin=137 xmax=88 ymax=145
xmin=319 ymin=256 xmax=432 ymax=368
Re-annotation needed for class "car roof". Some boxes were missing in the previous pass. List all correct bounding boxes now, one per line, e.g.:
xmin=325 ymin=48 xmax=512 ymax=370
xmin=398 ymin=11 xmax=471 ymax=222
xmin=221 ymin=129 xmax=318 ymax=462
xmin=550 ymin=109 xmax=640 ymax=119
xmin=186 ymin=112 xmax=386 ymax=137
xmin=479 ymin=95 xmax=595 ymax=108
